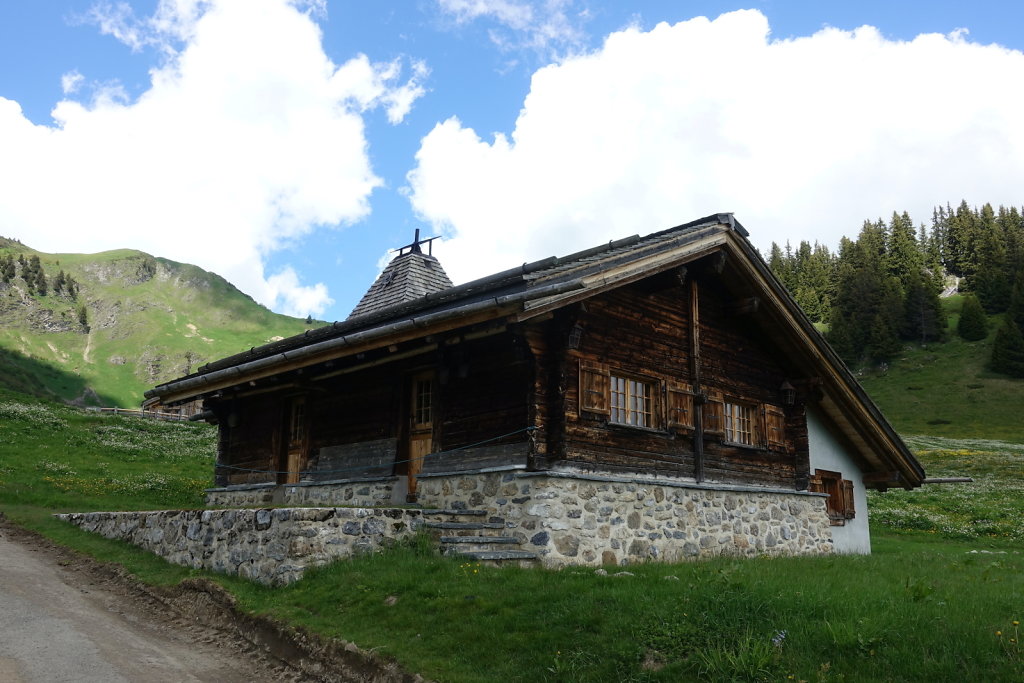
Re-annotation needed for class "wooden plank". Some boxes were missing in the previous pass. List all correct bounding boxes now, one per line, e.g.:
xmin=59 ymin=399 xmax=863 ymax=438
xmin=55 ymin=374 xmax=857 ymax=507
xmin=308 ymin=438 xmax=397 ymax=480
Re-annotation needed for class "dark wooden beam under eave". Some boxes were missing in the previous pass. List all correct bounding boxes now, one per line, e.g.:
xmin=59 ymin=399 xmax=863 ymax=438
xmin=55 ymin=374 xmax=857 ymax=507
xmin=727 ymin=296 xmax=760 ymax=316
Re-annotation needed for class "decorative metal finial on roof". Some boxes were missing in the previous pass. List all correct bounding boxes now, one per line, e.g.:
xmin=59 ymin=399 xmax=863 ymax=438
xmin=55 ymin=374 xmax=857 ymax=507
xmin=396 ymin=228 xmax=440 ymax=257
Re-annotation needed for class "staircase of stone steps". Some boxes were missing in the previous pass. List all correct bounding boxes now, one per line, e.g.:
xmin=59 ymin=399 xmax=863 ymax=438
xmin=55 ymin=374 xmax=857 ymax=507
xmin=416 ymin=509 xmax=539 ymax=566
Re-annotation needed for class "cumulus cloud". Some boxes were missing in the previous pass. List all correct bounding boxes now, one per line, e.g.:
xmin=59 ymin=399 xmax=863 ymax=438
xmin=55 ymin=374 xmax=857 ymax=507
xmin=0 ymin=0 xmax=425 ymax=316
xmin=409 ymin=10 xmax=1024 ymax=285
xmin=436 ymin=0 xmax=587 ymax=56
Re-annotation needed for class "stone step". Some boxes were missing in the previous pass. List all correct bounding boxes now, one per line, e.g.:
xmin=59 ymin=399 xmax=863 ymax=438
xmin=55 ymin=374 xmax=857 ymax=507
xmin=418 ymin=521 xmax=505 ymax=530
xmin=439 ymin=535 xmax=519 ymax=544
xmin=420 ymin=509 xmax=487 ymax=516
xmin=448 ymin=549 xmax=539 ymax=561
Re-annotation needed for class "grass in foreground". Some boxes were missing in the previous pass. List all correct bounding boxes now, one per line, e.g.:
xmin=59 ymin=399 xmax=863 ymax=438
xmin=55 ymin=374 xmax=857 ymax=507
xmin=2 ymin=391 xmax=1023 ymax=680
xmin=5 ymin=503 xmax=1022 ymax=683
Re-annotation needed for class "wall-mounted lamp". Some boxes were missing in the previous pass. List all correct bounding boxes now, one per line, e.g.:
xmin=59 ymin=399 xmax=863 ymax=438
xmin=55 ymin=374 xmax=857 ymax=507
xmin=780 ymin=380 xmax=796 ymax=406
xmin=568 ymin=322 xmax=584 ymax=350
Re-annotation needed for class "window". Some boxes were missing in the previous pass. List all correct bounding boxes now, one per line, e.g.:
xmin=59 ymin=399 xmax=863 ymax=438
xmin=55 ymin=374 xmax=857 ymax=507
xmin=809 ymin=469 xmax=856 ymax=525
xmin=579 ymin=362 xmax=658 ymax=429
xmin=413 ymin=377 xmax=432 ymax=427
xmin=610 ymin=375 xmax=653 ymax=427
xmin=724 ymin=401 xmax=755 ymax=445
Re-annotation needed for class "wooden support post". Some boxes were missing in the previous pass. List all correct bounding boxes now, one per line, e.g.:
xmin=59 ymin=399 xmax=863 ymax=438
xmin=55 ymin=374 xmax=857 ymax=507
xmin=689 ymin=279 xmax=704 ymax=483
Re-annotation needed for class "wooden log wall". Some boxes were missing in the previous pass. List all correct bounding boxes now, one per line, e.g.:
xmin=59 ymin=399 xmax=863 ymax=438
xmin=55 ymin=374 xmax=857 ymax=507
xmin=434 ymin=333 xmax=532 ymax=459
xmin=697 ymin=279 xmax=797 ymax=486
xmin=560 ymin=274 xmax=806 ymax=486
xmin=563 ymin=284 xmax=694 ymax=476
xmin=216 ymin=394 xmax=282 ymax=485
xmin=214 ymin=328 xmax=533 ymax=483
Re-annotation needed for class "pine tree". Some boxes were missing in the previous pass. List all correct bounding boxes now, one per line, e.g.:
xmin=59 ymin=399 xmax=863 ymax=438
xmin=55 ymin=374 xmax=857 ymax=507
xmin=957 ymin=294 xmax=988 ymax=341
xmin=35 ymin=268 xmax=47 ymax=296
xmin=972 ymin=204 xmax=1010 ymax=312
xmin=990 ymin=317 xmax=1024 ymax=377
xmin=887 ymin=211 xmax=922 ymax=292
xmin=77 ymin=304 xmax=89 ymax=331
xmin=903 ymin=271 xmax=943 ymax=344
xmin=944 ymin=200 xmax=979 ymax=278
xmin=54 ymin=269 xmax=65 ymax=293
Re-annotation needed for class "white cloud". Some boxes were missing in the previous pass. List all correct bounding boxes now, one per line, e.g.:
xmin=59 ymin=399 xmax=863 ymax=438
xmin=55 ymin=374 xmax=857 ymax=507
xmin=436 ymin=0 xmax=586 ymax=56
xmin=61 ymin=70 xmax=85 ymax=94
xmin=409 ymin=10 xmax=1024 ymax=284
xmin=266 ymin=266 xmax=334 ymax=317
xmin=0 ymin=0 xmax=426 ymax=317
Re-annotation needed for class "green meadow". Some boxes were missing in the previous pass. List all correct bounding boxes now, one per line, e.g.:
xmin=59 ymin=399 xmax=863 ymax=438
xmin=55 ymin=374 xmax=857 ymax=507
xmin=1 ymin=388 xmax=1021 ymax=681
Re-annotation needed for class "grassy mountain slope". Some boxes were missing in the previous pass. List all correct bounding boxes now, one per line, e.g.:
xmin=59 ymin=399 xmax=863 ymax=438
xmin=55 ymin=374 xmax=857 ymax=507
xmin=0 ymin=240 xmax=311 ymax=407
xmin=856 ymin=295 xmax=1024 ymax=443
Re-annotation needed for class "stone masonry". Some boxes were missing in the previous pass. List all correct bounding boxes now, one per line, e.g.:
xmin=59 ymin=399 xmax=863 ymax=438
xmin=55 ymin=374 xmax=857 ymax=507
xmin=57 ymin=507 xmax=422 ymax=584
xmin=415 ymin=470 xmax=834 ymax=567
xmin=60 ymin=469 xmax=834 ymax=584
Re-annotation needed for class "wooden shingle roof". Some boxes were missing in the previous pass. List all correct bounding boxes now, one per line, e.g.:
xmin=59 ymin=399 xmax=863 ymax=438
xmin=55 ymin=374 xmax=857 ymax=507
xmin=348 ymin=249 xmax=453 ymax=319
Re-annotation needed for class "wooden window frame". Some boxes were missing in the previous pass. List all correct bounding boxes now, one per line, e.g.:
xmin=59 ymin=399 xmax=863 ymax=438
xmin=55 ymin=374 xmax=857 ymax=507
xmin=809 ymin=469 xmax=857 ymax=526
xmin=609 ymin=373 xmax=655 ymax=428
xmin=579 ymin=361 xmax=662 ymax=430
xmin=723 ymin=399 xmax=757 ymax=447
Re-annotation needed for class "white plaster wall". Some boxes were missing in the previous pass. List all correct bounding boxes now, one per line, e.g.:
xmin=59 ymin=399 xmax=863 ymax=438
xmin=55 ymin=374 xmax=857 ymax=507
xmin=806 ymin=406 xmax=871 ymax=554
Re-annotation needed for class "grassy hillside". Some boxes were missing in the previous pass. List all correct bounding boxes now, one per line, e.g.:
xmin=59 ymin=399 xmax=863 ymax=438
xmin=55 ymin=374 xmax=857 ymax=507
xmin=0 ymin=240 xmax=311 ymax=406
xmin=857 ymin=294 xmax=1024 ymax=443
xmin=1 ymin=389 xmax=1022 ymax=681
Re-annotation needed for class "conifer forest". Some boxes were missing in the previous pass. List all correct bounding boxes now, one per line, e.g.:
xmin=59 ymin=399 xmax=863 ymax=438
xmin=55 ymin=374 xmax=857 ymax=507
xmin=767 ymin=201 xmax=1024 ymax=377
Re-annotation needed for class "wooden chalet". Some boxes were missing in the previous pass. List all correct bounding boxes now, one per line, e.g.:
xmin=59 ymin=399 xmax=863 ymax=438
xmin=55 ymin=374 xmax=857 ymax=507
xmin=147 ymin=215 xmax=925 ymax=562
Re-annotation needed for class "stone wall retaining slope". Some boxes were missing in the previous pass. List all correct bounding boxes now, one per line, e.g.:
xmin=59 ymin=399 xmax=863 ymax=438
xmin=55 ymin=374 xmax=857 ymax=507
xmin=56 ymin=507 xmax=422 ymax=585
xmin=59 ymin=469 xmax=834 ymax=584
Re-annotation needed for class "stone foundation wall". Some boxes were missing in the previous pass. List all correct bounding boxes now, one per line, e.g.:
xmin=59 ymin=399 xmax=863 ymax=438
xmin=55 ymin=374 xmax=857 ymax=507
xmin=414 ymin=470 xmax=834 ymax=567
xmin=56 ymin=507 xmax=422 ymax=585
xmin=205 ymin=478 xmax=397 ymax=508
xmin=60 ymin=469 xmax=835 ymax=585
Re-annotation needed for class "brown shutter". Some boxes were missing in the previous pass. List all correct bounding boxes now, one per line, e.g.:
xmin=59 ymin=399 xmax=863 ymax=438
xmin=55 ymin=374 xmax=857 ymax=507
xmin=763 ymin=404 xmax=786 ymax=450
xmin=703 ymin=389 xmax=724 ymax=435
xmin=667 ymin=383 xmax=694 ymax=429
xmin=842 ymin=479 xmax=856 ymax=519
xmin=579 ymin=361 xmax=610 ymax=415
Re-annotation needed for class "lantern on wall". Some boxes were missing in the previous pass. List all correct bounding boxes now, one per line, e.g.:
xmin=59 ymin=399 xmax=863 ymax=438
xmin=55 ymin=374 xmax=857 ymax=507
xmin=568 ymin=322 xmax=584 ymax=350
xmin=780 ymin=380 xmax=796 ymax=406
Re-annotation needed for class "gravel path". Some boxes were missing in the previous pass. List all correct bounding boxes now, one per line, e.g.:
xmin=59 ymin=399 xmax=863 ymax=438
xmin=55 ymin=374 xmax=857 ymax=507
xmin=0 ymin=521 xmax=313 ymax=683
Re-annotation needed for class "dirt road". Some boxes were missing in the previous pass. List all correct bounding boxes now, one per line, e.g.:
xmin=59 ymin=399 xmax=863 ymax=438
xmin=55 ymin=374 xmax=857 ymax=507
xmin=0 ymin=522 xmax=312 ymax=683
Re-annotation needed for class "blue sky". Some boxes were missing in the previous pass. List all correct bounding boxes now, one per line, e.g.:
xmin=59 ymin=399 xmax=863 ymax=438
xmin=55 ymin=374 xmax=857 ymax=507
xmin=2 ymin=1 xmax=1024 ymax=321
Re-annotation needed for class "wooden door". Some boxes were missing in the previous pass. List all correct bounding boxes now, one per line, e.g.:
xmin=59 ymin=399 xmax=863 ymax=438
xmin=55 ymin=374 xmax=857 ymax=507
xmin=407 ymin=371 xmax=434 ymax=499
xmin=283 ymin=396 xmax=307 ymax=484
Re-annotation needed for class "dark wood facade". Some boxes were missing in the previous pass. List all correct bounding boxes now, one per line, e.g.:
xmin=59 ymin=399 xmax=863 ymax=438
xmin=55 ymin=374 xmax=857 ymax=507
xmin=150 ymin=214 xmax=923 ymax=497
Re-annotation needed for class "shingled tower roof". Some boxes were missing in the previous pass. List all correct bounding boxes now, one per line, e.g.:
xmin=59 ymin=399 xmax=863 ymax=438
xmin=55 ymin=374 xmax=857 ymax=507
xmin=348 ymin=230 xmax=453 ymax=319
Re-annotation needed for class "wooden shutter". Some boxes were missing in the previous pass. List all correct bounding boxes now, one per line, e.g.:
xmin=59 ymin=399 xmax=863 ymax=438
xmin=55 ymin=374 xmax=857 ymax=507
xmin=579 ymin=361 xmax=610 ymax=415
xmin=667 ymin=383 xmax=694 ymax=430
xmin=842 ymin=479 xmax=856 ymax=519
xmin=763 ymin=404 xmax=786 ymax=450
xmin=703 ymin=389 xmax=724 ymax=435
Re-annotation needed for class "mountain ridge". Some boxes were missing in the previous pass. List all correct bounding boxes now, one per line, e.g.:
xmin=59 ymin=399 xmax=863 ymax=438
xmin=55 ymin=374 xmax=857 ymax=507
xmin=0 ymin=239 xmax=312 ymax=407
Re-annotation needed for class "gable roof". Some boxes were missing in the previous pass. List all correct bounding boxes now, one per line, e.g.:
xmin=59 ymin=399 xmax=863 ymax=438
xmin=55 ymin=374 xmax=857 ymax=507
xmin=147 ymin=213 xmax=924 ymax=490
